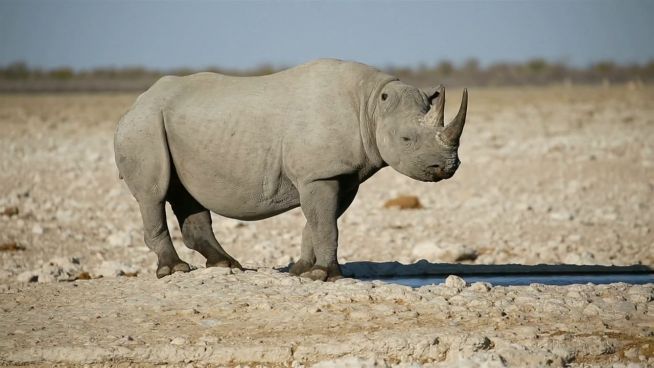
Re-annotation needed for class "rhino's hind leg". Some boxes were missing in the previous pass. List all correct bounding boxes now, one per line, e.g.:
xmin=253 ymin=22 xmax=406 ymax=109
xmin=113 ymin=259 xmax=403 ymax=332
xmin=168 ymin=183 xmax=242 ymax=270
xmin=139 ymin=201 xmax=191 ymax=278
xmin=115 ymin=105 xmax=190 ymax=278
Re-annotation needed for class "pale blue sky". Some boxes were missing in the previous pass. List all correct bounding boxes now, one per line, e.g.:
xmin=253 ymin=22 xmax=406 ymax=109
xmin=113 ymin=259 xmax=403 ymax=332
xmin=1 ymin=0 xmax=653 ymax=70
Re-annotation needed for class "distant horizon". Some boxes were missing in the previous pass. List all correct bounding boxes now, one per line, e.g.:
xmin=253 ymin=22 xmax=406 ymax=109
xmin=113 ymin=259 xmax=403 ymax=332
xmin=3 ymin=57 xmax=654 ymax=74
xmin=1 ymin=0 xmax=653 ymax=71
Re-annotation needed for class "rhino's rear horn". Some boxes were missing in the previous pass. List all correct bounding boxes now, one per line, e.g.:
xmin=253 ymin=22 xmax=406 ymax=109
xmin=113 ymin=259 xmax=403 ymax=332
xmin=442 ymin=88 xmax=468 ymax=146
xmin=423 ymin=85 xmax=445 ymax=127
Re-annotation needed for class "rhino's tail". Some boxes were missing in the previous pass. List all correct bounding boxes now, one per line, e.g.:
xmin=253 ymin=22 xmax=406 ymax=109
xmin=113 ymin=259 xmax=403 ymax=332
xmin=113 ymin=103 xmax=172 ymax=202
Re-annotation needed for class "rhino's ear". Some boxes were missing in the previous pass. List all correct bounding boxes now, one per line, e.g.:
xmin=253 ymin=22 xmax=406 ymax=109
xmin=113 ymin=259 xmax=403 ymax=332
xmin=422 ymin=85 xmax=444 ymax=105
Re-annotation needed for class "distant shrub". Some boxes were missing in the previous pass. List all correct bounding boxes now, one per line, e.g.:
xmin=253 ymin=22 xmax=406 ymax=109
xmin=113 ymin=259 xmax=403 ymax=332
xmin=435 ymin=61 xmax=454 ymax=77
xmin=49 ymin=67 xmax=74 ymax=80
xmin=527 ymin=58 xmax=547 ymax=73
xmin=1 ymin=58 xmax=653 ymax=92
xmin=1 ymin=61 xmax=30 ymax=79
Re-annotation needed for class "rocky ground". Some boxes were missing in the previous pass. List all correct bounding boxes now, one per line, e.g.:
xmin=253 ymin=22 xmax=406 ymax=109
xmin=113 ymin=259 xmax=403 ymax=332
xmin=0 ymin=85 xmax=653 ymax=367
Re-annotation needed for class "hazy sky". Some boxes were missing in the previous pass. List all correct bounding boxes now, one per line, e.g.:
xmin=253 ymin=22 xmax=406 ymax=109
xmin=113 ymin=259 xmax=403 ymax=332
xmin=1 ymin=0 xmax=653 ymax=70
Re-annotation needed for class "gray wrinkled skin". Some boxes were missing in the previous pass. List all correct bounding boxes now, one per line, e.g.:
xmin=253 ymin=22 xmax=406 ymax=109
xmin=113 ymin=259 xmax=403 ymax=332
xmin=114 ymin=59 xmax=468 ymax=280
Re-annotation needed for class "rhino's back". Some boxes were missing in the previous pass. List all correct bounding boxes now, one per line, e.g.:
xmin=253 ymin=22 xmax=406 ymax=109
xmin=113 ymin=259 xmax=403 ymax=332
xmin=153 ymin=60 xmax=387 ymax=219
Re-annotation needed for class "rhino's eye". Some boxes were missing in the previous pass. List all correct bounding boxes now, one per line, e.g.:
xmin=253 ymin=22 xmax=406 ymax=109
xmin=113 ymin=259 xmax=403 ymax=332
xmin=381 ymin=93 xmax=388 ymax=101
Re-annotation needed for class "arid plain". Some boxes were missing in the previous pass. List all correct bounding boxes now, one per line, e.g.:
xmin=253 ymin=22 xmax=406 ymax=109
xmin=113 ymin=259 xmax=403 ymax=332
xmin=0 ymin=86 xmax=652 ymax=367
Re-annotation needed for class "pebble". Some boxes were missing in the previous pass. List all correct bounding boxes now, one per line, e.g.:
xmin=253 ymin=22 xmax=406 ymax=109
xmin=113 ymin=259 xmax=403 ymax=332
xmin=170 ymin=337 xmax=188 ymax=345
xmin=469 ymin=282 xmax=492 ymax=292
xmin=445 ymin=275 xmax=467 ymax=290
xmin=469 ymin=336 xmax=493 ymax=351
xmin=16 ymin=271 xmax=38 ymax=283
xmin=582 ymin=303 xmax=602 ymax=316
xmin=306 ymin=306 xmax=321 ymax=313
xmin=549 ymin=211 xmax=574 ymax=221
xmin=31 ymin=224 xmax=44 ymax=235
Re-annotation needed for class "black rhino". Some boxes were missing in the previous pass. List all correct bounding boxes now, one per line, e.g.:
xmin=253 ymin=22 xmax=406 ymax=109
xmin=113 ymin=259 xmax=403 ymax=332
xmin=114 ymin=59 xmax=468 ymax=281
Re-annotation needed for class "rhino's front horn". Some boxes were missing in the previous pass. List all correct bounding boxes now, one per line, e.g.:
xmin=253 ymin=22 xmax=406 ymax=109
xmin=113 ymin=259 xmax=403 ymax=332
xmin=424 ymin=85 xmax=445 ymax=127
xmin=442 ymin=88 xmax=468 ymax=146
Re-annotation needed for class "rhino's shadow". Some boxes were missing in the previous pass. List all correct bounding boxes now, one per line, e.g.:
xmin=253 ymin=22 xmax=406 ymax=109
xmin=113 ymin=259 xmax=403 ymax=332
xmin=280 ymin=260 xmax=652 ymax=279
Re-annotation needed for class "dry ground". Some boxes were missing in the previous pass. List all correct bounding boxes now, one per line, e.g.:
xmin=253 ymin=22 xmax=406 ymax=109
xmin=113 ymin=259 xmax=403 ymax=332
xmin=0 ymin=86 xmax=653 ymax=367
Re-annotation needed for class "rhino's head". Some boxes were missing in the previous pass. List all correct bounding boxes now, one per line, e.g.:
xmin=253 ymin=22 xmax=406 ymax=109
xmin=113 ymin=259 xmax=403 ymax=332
xmin=375 ymin=82 xmax=468 ymax=182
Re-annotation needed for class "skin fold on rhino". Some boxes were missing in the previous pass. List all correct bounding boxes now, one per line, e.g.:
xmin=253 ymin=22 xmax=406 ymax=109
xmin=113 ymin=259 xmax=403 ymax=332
xmin=114 ymin=59 xmax=468 ymax=281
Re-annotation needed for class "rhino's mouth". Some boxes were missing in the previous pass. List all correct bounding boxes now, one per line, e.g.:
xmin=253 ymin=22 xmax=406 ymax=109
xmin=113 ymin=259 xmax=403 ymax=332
xmin=393 ymin=158 xmax=447 ymax=182
xmin=424 ymin=163 xmax=447 ymax=181
xmin=425 ymin=162 xmax=457 ymax=181
xmin=418 ymin=176 xmax=442 ymax=183
xmin=411 ymin=169 xmax=443 ymax=183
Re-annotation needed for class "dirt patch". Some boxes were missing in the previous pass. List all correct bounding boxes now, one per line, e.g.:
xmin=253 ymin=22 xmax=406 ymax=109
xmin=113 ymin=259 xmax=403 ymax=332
xmin=384 ymin=195 xmax=424 ymax=210
xmin=0 ymin=242 xmax=24 ymax=252
xmin=0 ymin=86 xmax=653 ymax=366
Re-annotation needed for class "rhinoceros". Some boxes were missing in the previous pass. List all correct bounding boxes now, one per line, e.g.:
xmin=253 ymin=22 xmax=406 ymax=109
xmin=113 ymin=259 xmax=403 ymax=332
xmin=114 ymin=59 xmax=468 ymax=281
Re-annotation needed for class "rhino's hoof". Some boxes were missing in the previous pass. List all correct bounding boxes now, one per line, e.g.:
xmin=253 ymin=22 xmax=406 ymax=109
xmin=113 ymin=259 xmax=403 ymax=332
xmin=206 ymin=257 xmax=242 ymax=270
xmin=299 ymin=265 xmax=343 ymax=282
xmin=327 ymin=274 xmax=343 ymax=282
xmin=300 ymin=268 xmax=328 ymax=281
xmin=156 ymin=261 xmax=191 ymax=278
xmin=289 ymin=259 xmax=314 ymax=276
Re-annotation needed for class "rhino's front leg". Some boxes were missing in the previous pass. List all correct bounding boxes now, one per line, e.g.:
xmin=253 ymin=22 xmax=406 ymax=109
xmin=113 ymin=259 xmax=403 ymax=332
xmin=290 ymin=185 xmax=358 ymax=277
xmin=288 ymin=226 xmax=317 ymax=276
xmin=296 ymin=179 xmax=343 ymax=281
